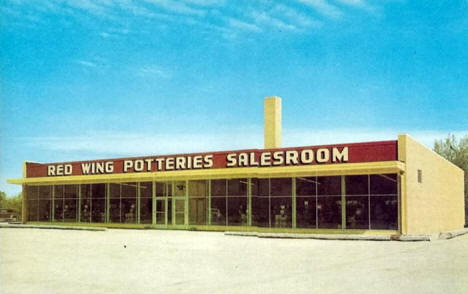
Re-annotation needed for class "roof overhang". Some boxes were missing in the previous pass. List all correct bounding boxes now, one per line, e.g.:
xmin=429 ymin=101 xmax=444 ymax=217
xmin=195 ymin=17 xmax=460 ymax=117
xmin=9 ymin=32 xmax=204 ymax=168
xmin=8 ymin=161 xmax=405 ymax=185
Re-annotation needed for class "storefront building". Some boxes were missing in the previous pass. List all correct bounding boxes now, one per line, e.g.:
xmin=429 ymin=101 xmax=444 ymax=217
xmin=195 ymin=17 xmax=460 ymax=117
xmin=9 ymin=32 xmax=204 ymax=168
xmin=7 ymin=97 xmax=465 ymax=235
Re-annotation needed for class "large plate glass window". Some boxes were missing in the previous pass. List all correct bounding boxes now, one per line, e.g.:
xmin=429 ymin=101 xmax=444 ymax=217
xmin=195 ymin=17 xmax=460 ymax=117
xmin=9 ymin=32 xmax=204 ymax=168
xmin=296 ymin=177 xmax=317 ymax=228
xmin=189 ymin=180 xmax=208 ymax=225
xmin=370 ymin=174 xmax=398 ymax=230
xmin=140 ymin=182 xmax=152 ymax=224
xmin=227 ymin=179 xmax=248 ymax=226
xmin=317 ymin=176 xmax=341 ymax=229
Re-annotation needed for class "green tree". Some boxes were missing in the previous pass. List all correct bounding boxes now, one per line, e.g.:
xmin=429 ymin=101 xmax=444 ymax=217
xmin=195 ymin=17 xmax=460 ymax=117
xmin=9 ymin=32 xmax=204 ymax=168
xmin=434 ymin=134 xmax=468 ymax=226
xmin=0 ymin=191 xmax=6 ymax=208
xmin=0 ymin=191 xmax=22 ymax=220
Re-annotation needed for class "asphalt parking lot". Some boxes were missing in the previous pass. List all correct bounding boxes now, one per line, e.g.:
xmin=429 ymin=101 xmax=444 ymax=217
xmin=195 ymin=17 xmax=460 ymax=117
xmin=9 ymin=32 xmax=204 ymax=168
xmin=1 ymin=228 xmax=467 ymax=294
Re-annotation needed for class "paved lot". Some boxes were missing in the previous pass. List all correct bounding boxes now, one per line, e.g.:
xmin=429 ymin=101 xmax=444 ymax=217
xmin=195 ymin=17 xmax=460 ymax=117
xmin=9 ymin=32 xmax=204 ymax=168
xmin=1 ymin=228 xmax=467 ymax=294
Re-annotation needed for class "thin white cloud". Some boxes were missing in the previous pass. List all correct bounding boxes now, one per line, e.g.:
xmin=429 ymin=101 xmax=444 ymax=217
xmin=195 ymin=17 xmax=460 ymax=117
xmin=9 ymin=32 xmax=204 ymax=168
xmin=117 ymin=1 xmax=171 ymax=19
xmin=136 ymin=65 xmax=171 ymax=79
xmin=252 ymin=11 xmax=297 ymax=31
xmin=272 ymin=4 xmax=322 ymax=28
xmin=3 ymin=0 xmax=384 ymax=41
xmin=181 ymin=0 xmax=226 ymax=6
xmin=60 ymin=0 xmax=110 ymax=16
xmin=227 ymin=18 xmax=262 ymax=32
xmin=76 ymin=60 xmax=97 ymax=67
xmin=143 ymin=0 xmax=206 ymax=16
xmin=297 ymin=0 xmax=343 ymax=19
xmin=333 ymin=0 xmax=374 ymax=13
xmin=334 ymin=0 xmax=366 ymax=7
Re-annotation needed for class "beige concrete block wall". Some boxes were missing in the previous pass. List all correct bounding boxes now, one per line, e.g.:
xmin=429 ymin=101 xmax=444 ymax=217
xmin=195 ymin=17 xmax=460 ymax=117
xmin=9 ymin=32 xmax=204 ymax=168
xmin=399 ymin=134 xmax=465 ymax=235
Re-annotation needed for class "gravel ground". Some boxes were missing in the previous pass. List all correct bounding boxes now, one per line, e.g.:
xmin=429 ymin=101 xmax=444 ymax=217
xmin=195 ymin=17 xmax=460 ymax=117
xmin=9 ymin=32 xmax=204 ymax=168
xmin=1 ymin=228 xmax=467 ymax=294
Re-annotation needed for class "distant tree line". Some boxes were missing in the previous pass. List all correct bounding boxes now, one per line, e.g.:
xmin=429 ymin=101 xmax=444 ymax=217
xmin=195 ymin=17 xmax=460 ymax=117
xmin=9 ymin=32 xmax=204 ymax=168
xmin=0 ymin=191 xmax=22 ymax=219
xmin=434 ymin=134 xmax=468 ymax=227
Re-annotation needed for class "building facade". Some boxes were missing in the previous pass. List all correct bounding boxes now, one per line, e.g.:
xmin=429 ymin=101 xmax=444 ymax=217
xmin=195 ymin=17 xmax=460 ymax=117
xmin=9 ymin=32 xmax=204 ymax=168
xmin=7 ymin=97 xmax=465 ymax=235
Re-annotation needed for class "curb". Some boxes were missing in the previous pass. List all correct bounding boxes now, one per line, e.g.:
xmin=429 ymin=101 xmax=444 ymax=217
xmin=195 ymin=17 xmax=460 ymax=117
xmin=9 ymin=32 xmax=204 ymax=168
xmin=0 ymin=223 xmax=106 ymax=231
xmin=393 ymin=235 xmax=432 ymax=242
xmin=438 ymin=228 xmax=468 ymax=240
xmin=226 ymin=230 xmax=468 ymax=241
xmin=225 ymin=231 xmax=391 ymax=241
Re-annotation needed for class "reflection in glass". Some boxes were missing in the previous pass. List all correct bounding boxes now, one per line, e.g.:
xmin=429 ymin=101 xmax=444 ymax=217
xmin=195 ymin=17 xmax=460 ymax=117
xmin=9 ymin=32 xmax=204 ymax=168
xmin=109 ymin=183 xmax=137 ymax=223
xmin=54 ymin=185 xmax=64 ymax=221
xmin=317 ymin=176 xmax=341 ymax=229
xmin=252 ymin=178 xmax=269 ymax=227
xmin=80 ymin=184 xmax=91 ymax=222
xmin=346 ymin=175 xmax=369 ymax=229
xmin=22 ymin=173 xmax=398 ymax=230
xmin=270 ymin=178 xmax=291 ymax=228
xmin=140 ymin=182 xmax=152 ymax=224
xmin=38 ymin=186 xmax=52 ymax=222
xmin=189 ymin=180 xmax=208 ymax=225
xmin=109 ymin=183 xmax=121 ymax=223
xmin=64 ymin=185 xmax=78 ymax=221
xmin=296 ymin=177 xmax=317 ymax=228
xmin=121 ymin=183 xmax=137 ymax=223
xmin=91 ymin=184 xmax=106 ymax=223
xmin=210 ymin=179 xmax=226 ymax=225
xmin=227 ymin=179 xmax=248 ymax=226
xmin=27 ymin=186 xmax=39 ymax=222
xmin=370 ymin=174 xmax=398 ymax=230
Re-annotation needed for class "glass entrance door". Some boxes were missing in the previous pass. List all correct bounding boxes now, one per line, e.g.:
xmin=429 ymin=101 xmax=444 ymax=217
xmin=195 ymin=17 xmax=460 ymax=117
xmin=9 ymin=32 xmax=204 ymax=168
xmin=154 ymin=181 xmax=187 ymax=226
xmin=172 ymin=181 xmax=186 ymax=225
xmin=174 ymin=198 xmax=185 ymax=225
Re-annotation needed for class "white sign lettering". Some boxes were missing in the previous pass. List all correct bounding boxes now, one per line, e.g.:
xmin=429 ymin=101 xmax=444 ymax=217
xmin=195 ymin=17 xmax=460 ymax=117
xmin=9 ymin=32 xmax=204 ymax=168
xmin=46 ymin=147 xmax=349 ymax=176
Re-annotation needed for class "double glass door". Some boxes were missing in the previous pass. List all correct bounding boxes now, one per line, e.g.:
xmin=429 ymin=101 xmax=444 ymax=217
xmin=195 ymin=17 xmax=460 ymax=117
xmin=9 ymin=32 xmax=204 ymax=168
xmin=154 ymin=181 xmax=186 ymax=226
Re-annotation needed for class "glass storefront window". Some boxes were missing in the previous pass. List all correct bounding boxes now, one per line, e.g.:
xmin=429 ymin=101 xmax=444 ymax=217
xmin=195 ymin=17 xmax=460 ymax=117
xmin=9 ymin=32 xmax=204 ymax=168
xmin=54 ymin=185 xmax=64 ymax=221
xmin=370 ymin=174 xmax=398 ymax=230
xmin=109 ymin=183 xmax=137 ymax=223
xmin=121 ymin=183 xmax=137 ymax=223
xmin=23 ymin=173 xmax=398 ymax=230
xmin=317 ymin=176 xmax=342 ymax=229
xmin=252 ymin=178 xmax=269 ymax=227
xmin=91 ymin=184 xmax=106 ymax=223
xmin=38 ymin=186 xmax=52 ymax=222
xmin=227 ymin=179 xmax=248 ymax=226
xmin=27 ymin=186 xmax=39 ymax=222
xmin=270 ymin=178 xmax=291 ymax=228
xmin=189 ymin=180 xmax=208 ymax=225
xmin=140 ymin=182 xmax=153 ymax=224
xmin=109 ymin=183 xmax=121 ymax=223
xmin=346 ymin=175 xmax=369 ymax=229
xmin=210 ymin=179 xmax=226 ymax=225
xmin=64 ymin=185 xmax=78 ymax=222
xmin=80 ymin=184 xmax=91 ymax=222
xmin=296 ymin=177 xmax=317 ymax=228
xmin=252 ymin=178 xmax=292 ymax=228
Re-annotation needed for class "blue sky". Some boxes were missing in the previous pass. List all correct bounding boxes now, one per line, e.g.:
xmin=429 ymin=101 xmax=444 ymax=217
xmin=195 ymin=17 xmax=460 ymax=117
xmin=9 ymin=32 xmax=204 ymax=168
xmin=1 ymin=0 xmax=468 ymax=196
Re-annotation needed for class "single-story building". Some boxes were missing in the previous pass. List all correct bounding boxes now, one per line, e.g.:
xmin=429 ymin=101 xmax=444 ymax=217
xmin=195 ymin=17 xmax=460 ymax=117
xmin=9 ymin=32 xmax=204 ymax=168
xmin=7 ymin=97 xmax=465 ymax=236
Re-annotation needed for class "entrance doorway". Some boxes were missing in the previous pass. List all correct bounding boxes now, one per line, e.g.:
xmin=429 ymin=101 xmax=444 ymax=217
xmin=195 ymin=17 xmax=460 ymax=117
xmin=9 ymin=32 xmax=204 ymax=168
xmin=174 ymin=198 xmax=185 ymax=225
xmin=172 ymin=181 xmax=186 ymax=225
